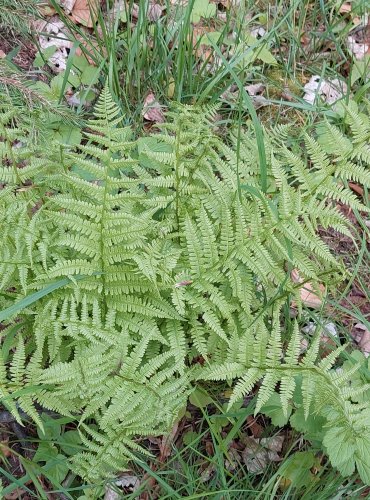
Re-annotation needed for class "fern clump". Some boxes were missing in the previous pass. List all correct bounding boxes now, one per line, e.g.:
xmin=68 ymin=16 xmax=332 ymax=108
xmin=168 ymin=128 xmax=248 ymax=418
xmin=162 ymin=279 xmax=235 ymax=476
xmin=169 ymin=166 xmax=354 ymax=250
xmin=0 ymin=89 xmax=370 ymax=483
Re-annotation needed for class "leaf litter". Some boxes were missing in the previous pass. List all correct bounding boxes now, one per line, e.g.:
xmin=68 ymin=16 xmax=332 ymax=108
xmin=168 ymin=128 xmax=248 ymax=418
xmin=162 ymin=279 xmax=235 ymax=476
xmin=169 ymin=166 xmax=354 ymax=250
xmin=242 ymin=435 xmax=284 ymax=474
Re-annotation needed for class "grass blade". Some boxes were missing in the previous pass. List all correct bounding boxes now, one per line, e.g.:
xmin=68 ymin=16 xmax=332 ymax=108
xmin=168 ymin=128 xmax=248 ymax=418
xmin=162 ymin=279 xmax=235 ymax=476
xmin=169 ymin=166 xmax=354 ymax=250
xmin=0 ymin=275 xmax=92 ymax=323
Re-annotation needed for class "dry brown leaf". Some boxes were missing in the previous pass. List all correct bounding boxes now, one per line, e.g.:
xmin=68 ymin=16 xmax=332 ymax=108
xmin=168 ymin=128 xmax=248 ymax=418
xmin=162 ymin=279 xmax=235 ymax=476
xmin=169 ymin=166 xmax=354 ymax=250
xmin=159 ymin=422 xmax=179 ymax=461
xmin=245 ymin=83 xmax=265 ymax=96
xmin=339 ymin=2 xmax=352 ymax=13
xmin=246 ymin=415 xmax=263 ymax=438
xmin=104 ymin=474 xmax=140 ymax=499
xmin=299 ymin=282 xmax=325 ymax=308
xmin=71 ymin=0 xmax=100 ymax=28
xmin=148 ymin=3 xmax=163 ymax=22
xmin=75 ymin=33 xmax=102 ymax=65
xmin=0 ymin=438 xmax=11 ymax=457
xmin=348 ymin=182 xmax=364 ymax=196
xmin=224 ymin=447 xmax=241 ymax=471
xmin=191 ymin=25 xmax=216 ymax=62
xmin=303 ymin=75 xmax=347 ymax=105
xmin=355 ymin=323 xmax=370 ymax=357
xmin=143 ymin=92 xmax=165 ymax=123
xmin=242 ymin=435 xmax=283 ymax=474
xmin=200 ymin=463 xmax=216 ymax=482
xmin=0 ymin=50 xmax=6 ymax=58
xmin=291 ymin=269 xmax=325 ymax=308
xmin=60 ymin=0 xmax=77 ymax=13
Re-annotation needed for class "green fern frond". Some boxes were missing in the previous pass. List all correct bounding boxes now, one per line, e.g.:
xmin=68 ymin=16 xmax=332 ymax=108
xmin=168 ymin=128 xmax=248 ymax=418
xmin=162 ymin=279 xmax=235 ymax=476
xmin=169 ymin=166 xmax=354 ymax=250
xmin=1 ymin=88 xmax=370 ymax=483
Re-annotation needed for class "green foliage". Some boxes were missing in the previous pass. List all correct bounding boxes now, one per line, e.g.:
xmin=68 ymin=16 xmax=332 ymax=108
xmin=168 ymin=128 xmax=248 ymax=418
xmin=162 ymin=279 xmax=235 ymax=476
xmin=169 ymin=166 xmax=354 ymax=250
xmin=32 ymin=413 xmax=81 ymax=485
xmin=0 ymin=88 xmax=370 ymax=483
xmin=278 ymin=451 xmax=318 ymax=490
xmin=189 ymin=0 xmax=217 ymax=23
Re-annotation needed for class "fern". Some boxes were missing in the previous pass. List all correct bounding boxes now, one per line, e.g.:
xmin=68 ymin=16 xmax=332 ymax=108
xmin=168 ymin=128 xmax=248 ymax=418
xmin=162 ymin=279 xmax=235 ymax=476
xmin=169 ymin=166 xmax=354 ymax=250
xmin=0 ymin=88 xmax=370 ymax=483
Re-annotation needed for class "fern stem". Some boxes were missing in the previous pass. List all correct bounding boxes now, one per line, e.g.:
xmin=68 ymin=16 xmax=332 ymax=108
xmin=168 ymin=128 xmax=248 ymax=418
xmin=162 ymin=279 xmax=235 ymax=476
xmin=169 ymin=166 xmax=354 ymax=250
xmin=174 ymin=120 xmax=182 ymax=237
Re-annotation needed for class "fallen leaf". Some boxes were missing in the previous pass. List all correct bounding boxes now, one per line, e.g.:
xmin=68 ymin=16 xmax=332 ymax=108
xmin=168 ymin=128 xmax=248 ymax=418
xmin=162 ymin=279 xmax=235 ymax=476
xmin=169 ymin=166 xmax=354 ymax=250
xmin=205 ymin=440 xmax=214 ymax=456
xmin=71 ymin=0 xmax=100 ymax=28
xmin=245 ymin=83 xmax=265 ymax=96
xmin=111 ymin=0 xmax=139 ymax=22
xmin=301 ymin=321 xmax=338 ymax=356
xmin=300 ymin=282 xmax=325 ymax=308
xmin=246 ymin=415 xmax=263 ymax=438
xmin=303 ymin=76 xmax=347 ymax=105
xmin=159 ymin=422 xmax=179 ymax=461
xmin=37 ymin=19 xmax=73 ymax=72
xmin=0 ymin=50 xmax=6 ymax=58
xmin=251 ymin=26 xmax=266 ymax=38
xmin=291 ymin=269 xmax=325 ymax=308
xmin=74 ymin=33 xmax=102 ymax=65
xmin=104 ymin=474 xmax=140 ymax=499
xmin=191 ymin=25 xmax=218 ymax=65
xmin=0 ymin=438 xmax=11 ymax=457
xmin=339 ymin=2 xmax=352 ymax=13
xmin=355 ymin=323 xmax=370 ymax=357
xmin=142 ymin=92 xmax=165 ymax=123
xmin=242 ymin=435 xmax=283 ymax=474
xmin=349 ymin=182 xmax=364 ymax=196
xmin=278 ymin=451 xmax=318 ymax=490
xmin=221 ymin=85 xmax=270 ymax=109
xmin=60 ymin=0 xmax=77 ymax=13
xmin=260 ymin=435 xmax=284 ymax=453
xmin=224 ymin=447 xmax=241 ymax=471
xmin=104 ymin=488 xmax=120 ymax=500
xmin=148 ymin=3 xmax=163 ymax=22
xmin=347 ymin=35 xmax=370 ymax=60
xmin=300 ymin=337 xmax=309 ymax=354
xmin=200 ymin=463 xmax=216 ymax=482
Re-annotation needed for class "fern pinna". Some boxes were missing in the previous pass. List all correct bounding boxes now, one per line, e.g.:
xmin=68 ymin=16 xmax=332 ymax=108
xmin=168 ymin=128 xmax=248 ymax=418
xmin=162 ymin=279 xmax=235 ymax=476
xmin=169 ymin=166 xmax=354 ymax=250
xmin=0 ymin=89 xmax=370 ymax=483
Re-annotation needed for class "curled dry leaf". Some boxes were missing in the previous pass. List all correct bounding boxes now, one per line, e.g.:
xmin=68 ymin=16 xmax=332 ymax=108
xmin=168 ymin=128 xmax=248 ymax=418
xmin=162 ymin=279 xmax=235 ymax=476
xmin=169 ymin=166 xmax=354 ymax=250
xmin=143 ymin=93 xmax=165 ymax=123
xmin=291 ymin=269 xmax=325 ymax=308
xmin=71 ymin=0 xmax=100 ymax=28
